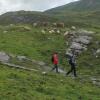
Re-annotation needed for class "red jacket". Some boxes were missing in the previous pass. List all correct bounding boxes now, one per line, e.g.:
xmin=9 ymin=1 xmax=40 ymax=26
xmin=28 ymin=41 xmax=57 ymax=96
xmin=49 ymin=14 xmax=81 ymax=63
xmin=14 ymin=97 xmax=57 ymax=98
xmin=53 ymin=54 xmax=58 ymax=64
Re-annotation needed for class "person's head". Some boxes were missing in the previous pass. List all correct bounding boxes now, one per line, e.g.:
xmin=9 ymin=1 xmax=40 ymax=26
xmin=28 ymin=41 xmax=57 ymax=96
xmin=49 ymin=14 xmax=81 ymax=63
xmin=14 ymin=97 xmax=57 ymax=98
xmin=54 ymin=52 xmax=58 ymax=54
xmin=52 ymin=52 xmax=58 ymax=56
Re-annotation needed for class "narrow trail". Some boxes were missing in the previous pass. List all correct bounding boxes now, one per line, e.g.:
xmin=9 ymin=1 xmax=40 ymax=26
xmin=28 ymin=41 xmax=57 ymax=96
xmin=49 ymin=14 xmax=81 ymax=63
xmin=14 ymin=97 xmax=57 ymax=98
xmin=0 ymin=61 xmax=66 ymax=74
xmin=1 ymin=61 xmax=39 ymax=72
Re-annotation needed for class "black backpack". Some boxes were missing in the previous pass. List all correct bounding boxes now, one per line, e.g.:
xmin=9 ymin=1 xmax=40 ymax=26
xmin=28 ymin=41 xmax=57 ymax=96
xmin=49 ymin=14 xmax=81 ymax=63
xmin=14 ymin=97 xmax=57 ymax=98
xmin=51 ymin=56 xmax=54 ymax=62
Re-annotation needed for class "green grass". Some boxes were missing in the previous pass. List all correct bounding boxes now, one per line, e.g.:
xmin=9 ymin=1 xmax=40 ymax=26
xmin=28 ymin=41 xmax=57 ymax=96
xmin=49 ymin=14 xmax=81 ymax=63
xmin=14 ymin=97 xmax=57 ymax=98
xmin=0 ymin=64 xmax=100 ymax=100
xmin=0 ymin=25 xmax=66 ymax=64
xmin=0 ymin=25 xmax=100 ymax=100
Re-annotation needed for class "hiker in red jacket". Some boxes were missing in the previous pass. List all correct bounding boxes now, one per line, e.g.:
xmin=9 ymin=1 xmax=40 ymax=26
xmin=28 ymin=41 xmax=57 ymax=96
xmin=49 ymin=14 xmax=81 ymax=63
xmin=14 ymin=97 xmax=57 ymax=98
xmin=51 ymin=52 xmax=59 ymax=73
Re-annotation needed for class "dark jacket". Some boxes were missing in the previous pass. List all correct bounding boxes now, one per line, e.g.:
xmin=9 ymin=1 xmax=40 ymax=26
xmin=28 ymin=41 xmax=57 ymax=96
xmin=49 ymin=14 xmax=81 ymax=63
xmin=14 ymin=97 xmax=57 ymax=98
xmin=68 ymin=55 xmax=76 ymax=65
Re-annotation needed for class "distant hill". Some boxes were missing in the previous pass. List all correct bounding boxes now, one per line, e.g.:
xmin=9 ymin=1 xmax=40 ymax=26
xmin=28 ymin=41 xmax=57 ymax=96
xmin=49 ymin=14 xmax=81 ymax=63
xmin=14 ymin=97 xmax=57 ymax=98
xmin=0 ymin=11 xmax=57 ymax=25
xmin=0 ymin=0 xmax=100 ymax=27
xmin=46 ymin=0 xmax=100 ymax=13
xmin=45 ymin=0 xmax=100 ymax=27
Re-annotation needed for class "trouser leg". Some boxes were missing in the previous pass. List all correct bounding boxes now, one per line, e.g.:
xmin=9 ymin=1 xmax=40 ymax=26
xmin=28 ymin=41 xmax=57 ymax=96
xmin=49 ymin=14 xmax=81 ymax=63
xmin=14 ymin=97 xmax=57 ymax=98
xmin=55 ymin=64 xmax=59 ymax=73
xmin=72 ymin=64 xmax=77 ymax=77
xmin=51 ymin=64 xmax=58 ymax=72
xmin=51 ymin=65 xmax=56 ymax=71
xmin=66 ymin=66 xmax=73 ymax=75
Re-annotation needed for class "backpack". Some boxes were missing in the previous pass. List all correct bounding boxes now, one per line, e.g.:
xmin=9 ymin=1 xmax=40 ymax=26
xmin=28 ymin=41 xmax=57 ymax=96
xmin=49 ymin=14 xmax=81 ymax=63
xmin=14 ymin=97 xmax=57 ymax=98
xmin=51 ymin=56 xmax=54 ymax=63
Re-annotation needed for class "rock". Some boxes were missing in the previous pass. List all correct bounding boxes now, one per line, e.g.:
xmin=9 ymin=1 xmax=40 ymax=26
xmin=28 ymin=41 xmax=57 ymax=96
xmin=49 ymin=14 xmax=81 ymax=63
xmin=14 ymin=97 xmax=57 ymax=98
xmin=96 ymin=49 xmax=100 ymax=54
xmin=49 ymin=30 xmax=55 ymax=34
xmin=41 ymin=29 xmax=46 ymax=34
xmin=0 ymin=52 xmax=10 ymax=62
xmin=33 ymin=23 xmax=38 ymax=27
xmin=66 ymin=42 xmax=69 ymax=46
xmin=83 ymin=46 xmax=88 ymax=51
xmin=3 ymin=31 xmax=8 ymax=33
xmin=52 ymin=23 xmax=57 ymax=27
xmin=23 ymin=26 xmax=31 ymax=31
xmin=75 ymin=50 xmax=82 ymax=54
xmin=48 ymin=38 xmax=51 ymax=40
xmin=78 ymin=29 xmax=94 ymax=35
xmin=80 ymin=36 xmax=92 ymax=40
xmin=17 ymin=56 xmax=26 ymax=61
xmin=56 ymin=30 xmax=60 ymax=34
xmin=38 ymin=61 xmax=46 ymax=66
xmin=71 ymin=26 xmax=76 ymax=30
xmin=64 ymin=31 xmax=69 ymax=36
xmin=74 ymin=36 xmax=91 ymax=45
xmin=42 ymin=72 xmax=47 ymax=75
xmin=95 ymin=41 xmax=100 ymax=45
xmin=69 ymin=31 xmax=76 ymax=36
xmin=75 ymin=38 xmax=89 ymax=45
xmin=9 ymin=54 xmax=16 ymax=58
xmin=91 ymin=77 xmax=100 ymax=86
xmin=9 ymin=24 xmax=14 ymax=27
xmin=70 ymin=42 xmax=83 ymax=50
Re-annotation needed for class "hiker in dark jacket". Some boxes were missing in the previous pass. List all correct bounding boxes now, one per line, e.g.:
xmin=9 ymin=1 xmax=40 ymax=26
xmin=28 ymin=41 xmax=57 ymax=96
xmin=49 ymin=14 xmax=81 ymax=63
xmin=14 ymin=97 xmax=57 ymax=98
xmin=66 ymin=53 xmax=77 ymax=77
xmin=51 ymin=52 xmax=59 ymax=73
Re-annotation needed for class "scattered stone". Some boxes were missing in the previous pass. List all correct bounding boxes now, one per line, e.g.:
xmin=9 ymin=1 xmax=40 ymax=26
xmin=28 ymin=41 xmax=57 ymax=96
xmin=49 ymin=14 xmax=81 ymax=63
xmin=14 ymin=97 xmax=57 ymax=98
xmin=56 ymin=30 xmax=60 ymax=34
xmin=70 ymin=42 xmax=83 ymax=50
xmin=17 ymin=56 xmax=26 ymax=61
xmin=71 ymin=26 xmax=76 ymax=30
xmin=74 ymin=36 xmax=91 ymax=45
xmin=23 ymin=26 xmax=31 ymax=31
xmin=9 ymin=54 xmax=16 ymax=58
xmin=3 ymin=31 xmax=8 ymax=33
xmin=78 ymin=29 xmax=94 ymax=35
xmin=33 ymin=23 xmax=38 ymax=27
xmin=38 ymin=61 xmax=46 ymax=66
xmin=64 ymin=31 xmax=69 ymax=36
xmin=48 ymin=37 xmax=51 ymax=40
xmin=96 ymin=49 xmax=100 ymax=54
xmin=0 ymin=52 xmax=10 ymax=62
xmin=9 ymin=24 xmax=14 ymax=27
xmin=49 ymin=30 xmax=55 ymax=34
xmin=91 ymin=77 xmax=100 ymax=86
xmin=41 ymin=29 xmax=46 ymax=34
xmin=65 ymin=29 xmax=93 ymax=56
xmin=42 ymin=71 xmax=47 ymax=75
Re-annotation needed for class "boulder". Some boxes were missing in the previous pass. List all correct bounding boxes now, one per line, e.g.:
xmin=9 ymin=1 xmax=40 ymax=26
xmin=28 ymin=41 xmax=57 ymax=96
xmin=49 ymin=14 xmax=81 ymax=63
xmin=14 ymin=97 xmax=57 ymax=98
xmin=71 ymin=26 xmax=76 ymax=30
xmin=23 ymin=26 xmax=31 ymax=31
xmin=49 ymin=30 xmax=55 ymax=34
xmin=70 ymin=42 xmax=83 ymax=50
xmin=56 ymin=30 xmax=60 ymax=34
xmin=78 ymin=29 xmax=94 ymax=35
xmin=33 ymin=23 xmax=38 ymax=27
xmin=17 ymin=56 xmax=26 ymax=61
xmin=74 ymin=37 xmax=91 ymax=45
xmin=96 ymin=49 xmax=100 ymax=54
xmin=0 ymin=52 xmax=10 ymax=62
xmin=41 ymin=29 xmax=46 ymax=34
xmin=64 ymin=31 xmax=69 ymax=36
xmin=3 ymin=31 xmax=8 ymax=33
xmin=38 ymin=61 xmax=46 ymax=66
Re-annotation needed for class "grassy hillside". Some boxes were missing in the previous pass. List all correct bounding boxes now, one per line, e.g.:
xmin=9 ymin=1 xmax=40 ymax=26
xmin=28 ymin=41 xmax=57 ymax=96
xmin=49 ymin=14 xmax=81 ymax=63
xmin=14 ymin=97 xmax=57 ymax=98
xmin=0 ymin=25 xmax=66 ymax=64
xmin=45 ymin=0 xmax=100 ymax=27
xmin=0 ymin=24 xmax=100 ymax=99
xmin=0 ymin=0 xmax=100 ymax=27
xmin=0 ymin=63 xmax=100 ymax=100
xmin=0 ymin=0 xmax=100 ymax=99
xmin=46 ymin=0 xmax=100 ymax=13
xmin=0 ymin=11 xmax=57 ymax=25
